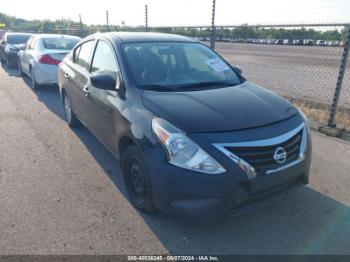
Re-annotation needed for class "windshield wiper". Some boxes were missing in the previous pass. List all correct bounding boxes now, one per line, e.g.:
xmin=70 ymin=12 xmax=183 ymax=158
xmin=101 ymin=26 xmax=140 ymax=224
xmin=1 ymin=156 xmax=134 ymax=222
xmin=141 ymin=81 xmax=239 ymax=92
xmin=174 ymin=81 xmax=237 ymax=90
xmin=140 ymin=84 xmax=169 ymax=91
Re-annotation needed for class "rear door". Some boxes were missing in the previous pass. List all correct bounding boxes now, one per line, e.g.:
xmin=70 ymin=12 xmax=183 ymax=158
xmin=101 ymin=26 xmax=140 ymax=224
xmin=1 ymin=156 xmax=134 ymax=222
xmin=85 ymin=39 xmax=121 ymax=150
xmin=63 ymin=40 xmax=96 ymax=124
xmin=21 ymin=36 xmax=35 ymax=74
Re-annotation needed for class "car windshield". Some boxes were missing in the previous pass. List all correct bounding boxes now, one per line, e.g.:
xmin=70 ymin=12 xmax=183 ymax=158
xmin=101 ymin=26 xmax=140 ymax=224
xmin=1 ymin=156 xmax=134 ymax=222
xmin=122 ymin=42 xmax=243 ymax=91
xmin=7 ymin=34 xmax=31 ymax=44
xmin=42 ymin=37 xmax=80 ymax=50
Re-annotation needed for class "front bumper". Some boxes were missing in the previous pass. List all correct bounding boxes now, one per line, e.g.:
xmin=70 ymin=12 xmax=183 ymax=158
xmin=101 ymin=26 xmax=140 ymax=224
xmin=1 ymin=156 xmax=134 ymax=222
xmin=5 ymin=51 xmax=18 ymax=66
xmin=143 ymin=116 xmax=312 ymax=222
xmin=144 ymin=145 xmax=311 ymax=223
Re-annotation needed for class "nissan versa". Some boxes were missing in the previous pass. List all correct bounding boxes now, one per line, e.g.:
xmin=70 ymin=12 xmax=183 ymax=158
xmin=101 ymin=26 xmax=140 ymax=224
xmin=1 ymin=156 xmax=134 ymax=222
xmin=58 ymin=32 xmax=312 ymax=222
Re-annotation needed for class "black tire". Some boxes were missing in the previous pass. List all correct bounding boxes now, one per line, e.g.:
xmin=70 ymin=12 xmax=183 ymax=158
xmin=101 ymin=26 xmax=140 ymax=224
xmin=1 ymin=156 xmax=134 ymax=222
xmin=18 ymin=58 xmax=25 ymax=77
xmin=63 ymin=92 xmax=81 ymax=128
xmin=4 ymin=55 xmax=9 ymax=67
xmin=121 ymin=145 xmax=156 ymax=213
xmin=30 ymin=67 xmax=40 ymax=89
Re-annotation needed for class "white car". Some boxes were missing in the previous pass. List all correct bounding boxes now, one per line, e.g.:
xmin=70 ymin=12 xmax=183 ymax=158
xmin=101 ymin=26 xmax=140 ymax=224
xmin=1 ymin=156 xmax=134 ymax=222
xmin=18 ymin=34 xmax=81 ymax=89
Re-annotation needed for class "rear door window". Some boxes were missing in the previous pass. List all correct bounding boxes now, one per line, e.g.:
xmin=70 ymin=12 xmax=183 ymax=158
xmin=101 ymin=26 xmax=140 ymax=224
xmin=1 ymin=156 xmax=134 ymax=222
xmin=29 ymin=38 xmax=37 ymax=50
xmin=42 ymin=37 xmax=79 ymax=50
xmin=76 ymin=40 xmax=95 ymax=71
xmin=73 ymin=46 xmax=81 ymax=63
xmin=25 ymin=37 xmax=34 ymax=50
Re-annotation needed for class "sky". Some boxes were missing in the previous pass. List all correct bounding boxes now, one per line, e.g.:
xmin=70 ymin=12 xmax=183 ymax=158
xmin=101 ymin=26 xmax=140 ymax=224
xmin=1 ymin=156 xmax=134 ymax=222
xmin=2 ymin=0 xmax=350 ymax=26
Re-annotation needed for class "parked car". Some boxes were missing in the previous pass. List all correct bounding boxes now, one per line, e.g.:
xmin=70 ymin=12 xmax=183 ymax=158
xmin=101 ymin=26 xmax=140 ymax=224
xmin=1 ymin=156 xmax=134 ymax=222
xmin=274 ymin=39 xmax=283 ymax=45
xmin=316 ymin=40 xmax=326 ymax=46
xmin=58 ymin=32 xmax=312 ymax=222
xmin=0 ymin=32 xmax=32 ymax=68
xmin=293 ymin=39 xmax=304 ymax=46
xmin=18 ymin=34 xmax=81 ymax=89
xmin=303 ymin=39 xmax=315 ymax=46
xmin=334 ymin=41 xmax=340 ymax=47
xmin=283 ymin=39 xmax=292 ymax=45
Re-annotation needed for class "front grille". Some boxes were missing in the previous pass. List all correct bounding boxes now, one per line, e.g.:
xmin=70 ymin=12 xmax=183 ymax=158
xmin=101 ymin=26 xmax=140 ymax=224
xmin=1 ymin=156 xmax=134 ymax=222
xmin=225 ymin=130 xmax=303 ymax=173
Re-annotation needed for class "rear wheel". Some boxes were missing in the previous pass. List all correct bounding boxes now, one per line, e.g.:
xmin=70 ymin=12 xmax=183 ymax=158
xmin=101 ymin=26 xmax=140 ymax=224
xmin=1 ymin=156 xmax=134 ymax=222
xmin=18 ymin=58 xmax=25 ymax=77
xmin=121 ymin=145 xmax=156 ymax=213
xmin=30 ymin=67 xmax=40 ymax=89
xmin=63 ymin=92 xmax=81 ymax=128
xmin=4 ymin=55 xmax=9 ymax=67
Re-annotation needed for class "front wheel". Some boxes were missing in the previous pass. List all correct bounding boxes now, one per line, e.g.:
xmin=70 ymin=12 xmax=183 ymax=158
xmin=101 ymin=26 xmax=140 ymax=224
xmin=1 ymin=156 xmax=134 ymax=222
xmin=121 ymin=145 xmax=156 ymax=214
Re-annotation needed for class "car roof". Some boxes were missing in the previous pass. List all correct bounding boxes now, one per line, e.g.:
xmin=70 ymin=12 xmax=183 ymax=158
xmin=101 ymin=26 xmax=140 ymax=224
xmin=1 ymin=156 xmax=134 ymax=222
xmin=5 ymin=32 xmax=32 ymax=36
xmin=33 ymin=34 xmax=81 ymax=39
xmin=92 ymin=32 xmax=196 ymax=44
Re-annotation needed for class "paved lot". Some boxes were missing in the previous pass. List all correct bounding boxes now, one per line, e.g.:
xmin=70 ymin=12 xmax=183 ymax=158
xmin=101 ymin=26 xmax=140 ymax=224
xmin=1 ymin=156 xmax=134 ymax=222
xmin=0 ymin=64 xmax=349 ymax=255
xmin=215 ymin=42 xmax=350 ymax=108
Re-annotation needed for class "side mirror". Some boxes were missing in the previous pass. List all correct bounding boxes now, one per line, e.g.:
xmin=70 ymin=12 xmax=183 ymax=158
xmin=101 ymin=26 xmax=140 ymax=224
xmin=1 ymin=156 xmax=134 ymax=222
xmin=232 ymin=65 xmax=242 ymax=75
xmin=90 ymin=73 xmax=117 ymax=91
xmin=1 ymin=41 xmax=7 ymax=46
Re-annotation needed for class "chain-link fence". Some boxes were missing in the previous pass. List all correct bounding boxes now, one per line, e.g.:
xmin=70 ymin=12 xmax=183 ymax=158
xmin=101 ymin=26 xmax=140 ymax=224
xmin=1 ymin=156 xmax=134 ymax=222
xmin=149 ymin=23 xmax=350 ymax=130
xmin=2 ymin=11 xmax=350 ymax=130
xmin=205 ymin=24 xmax=350 ymax=130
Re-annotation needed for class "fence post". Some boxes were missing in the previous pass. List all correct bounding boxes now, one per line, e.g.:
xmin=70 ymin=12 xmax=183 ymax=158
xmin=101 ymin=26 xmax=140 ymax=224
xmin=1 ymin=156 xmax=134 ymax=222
xmin=61 ymin=18 xmax=64 ymax=34
xmin=106 ymin=10 xmax=109 ymax=32
xmin=328 ymin=25 xmax=350 ymax=127
xmin=145 ymin=5 xmax=148 ymax=32
xmin=79 ymin=14 xmax=83 ymax=37
xmin=210 ymin=0 xmax=216 ymax=49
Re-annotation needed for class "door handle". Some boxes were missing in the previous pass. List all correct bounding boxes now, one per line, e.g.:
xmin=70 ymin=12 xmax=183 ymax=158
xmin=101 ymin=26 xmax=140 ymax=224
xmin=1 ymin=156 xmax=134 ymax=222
xmin=83 ymin=86 xmax=90 ymax=96
xmin=64 ymin=73 xmax=70 ymax=79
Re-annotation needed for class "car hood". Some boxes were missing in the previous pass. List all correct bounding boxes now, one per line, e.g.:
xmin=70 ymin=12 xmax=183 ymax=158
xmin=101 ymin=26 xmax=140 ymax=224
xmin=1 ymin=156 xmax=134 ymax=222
xmin=142 ymin=81 xmax=298 ymax=133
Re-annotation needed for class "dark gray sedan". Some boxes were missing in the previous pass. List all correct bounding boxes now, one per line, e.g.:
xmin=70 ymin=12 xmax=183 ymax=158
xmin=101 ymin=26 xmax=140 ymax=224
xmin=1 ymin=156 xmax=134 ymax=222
xmin=58 ymin=32 xmax=311 ymax=222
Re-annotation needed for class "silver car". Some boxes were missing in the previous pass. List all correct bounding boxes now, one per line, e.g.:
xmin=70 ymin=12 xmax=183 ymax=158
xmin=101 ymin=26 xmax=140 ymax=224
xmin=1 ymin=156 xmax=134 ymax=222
xmin=18 ymin=34 xmax=81 ymax=89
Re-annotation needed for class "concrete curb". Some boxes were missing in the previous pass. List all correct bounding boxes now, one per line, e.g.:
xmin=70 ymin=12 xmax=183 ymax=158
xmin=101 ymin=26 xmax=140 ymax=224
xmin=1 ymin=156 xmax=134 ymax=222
xmin=309 ymin=119 xmax=350 ymax=141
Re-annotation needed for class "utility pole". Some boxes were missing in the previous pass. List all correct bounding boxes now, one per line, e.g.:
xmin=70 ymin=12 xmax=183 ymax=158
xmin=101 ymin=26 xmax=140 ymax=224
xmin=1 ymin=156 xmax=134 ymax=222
xmin=106 ymin=10 xmax=109 ymax=32
xmin=61 ymin=18 xmax=64 ymax=33
xmin=210 ymin=0 xmax=216 ymax=49
xmin=79 ymin=14 xmax=83 ymax=37
xmin=145 ymin=5 xmax=148 ymax=32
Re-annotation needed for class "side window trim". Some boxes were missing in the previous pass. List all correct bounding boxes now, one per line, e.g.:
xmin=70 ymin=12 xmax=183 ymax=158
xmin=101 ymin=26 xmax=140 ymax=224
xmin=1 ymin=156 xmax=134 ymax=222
xmin=25 ymin=36 xmax=33 ymax=50
xmin=73 ymin=45 xmax=82 ymax=63
xmin=29 ymin=38 xmax=37 ymax=50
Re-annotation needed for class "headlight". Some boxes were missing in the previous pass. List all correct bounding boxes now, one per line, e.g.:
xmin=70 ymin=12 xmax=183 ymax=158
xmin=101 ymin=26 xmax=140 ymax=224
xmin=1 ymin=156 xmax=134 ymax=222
xmin=152 ymin=118 xmax=226 ymax=174
xmin=297 ymin=109 xmax=311 ymax=159
xmin=298 ymin=109 xmax=311 ymax=133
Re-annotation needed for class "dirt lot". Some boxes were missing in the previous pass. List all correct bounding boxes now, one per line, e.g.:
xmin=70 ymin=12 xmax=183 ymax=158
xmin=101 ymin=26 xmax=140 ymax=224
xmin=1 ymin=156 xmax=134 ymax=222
xmin=0 ymin=64 xmax=349 ymax=255
xmin=215 ymin=42 xmax=350 ymax=109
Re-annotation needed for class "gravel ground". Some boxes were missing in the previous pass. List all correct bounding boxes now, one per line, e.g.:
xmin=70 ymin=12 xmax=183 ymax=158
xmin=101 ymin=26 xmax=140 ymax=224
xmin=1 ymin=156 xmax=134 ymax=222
xmin=215 ymin=42 xmax=350 ymax=109
xmin=0 ymin=64 xmax=349 ymax=255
